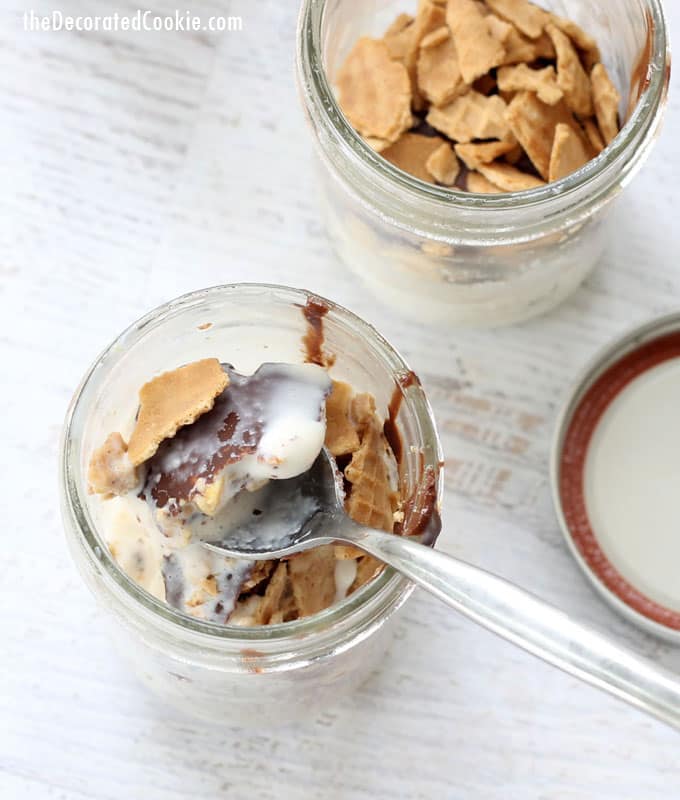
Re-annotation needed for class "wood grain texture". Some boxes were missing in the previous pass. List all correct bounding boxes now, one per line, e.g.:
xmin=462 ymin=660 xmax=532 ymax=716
xmin=2 ymin=1 xmax=680 ymax=797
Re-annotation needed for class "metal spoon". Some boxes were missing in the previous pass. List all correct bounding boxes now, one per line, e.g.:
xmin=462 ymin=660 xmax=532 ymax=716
xmin=204 ymin=448 xmax=680 ymax=730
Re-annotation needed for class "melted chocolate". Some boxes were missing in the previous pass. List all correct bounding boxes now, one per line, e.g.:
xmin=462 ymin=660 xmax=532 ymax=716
xmin=628 ymin=10 xmax=654 ymax=118
xmin=383 ymin=370 xmax=419 ymax=467
xmin=146 ymin=363 xmax=327 ymax=513
xmin=301 ymin=297 xmax=331 ymax=367
xmin=381 ymin=371 xmax=439 ymax=544
xmin=396 ymin=466 xmax=440 ymax=544
xmin=148 ymin=368 xmax=260 ymax=511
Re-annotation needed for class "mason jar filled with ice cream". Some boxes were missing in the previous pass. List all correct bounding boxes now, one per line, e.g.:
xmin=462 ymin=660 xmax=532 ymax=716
xmin=296 ymin=0 xmax=669 ymax=326
xmin=60 ymin=284 xmax=442 ymax=726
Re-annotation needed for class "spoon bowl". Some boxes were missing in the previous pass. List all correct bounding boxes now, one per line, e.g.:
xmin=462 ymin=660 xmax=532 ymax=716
xmin=202 ymin=448 xmax=345 ymax=559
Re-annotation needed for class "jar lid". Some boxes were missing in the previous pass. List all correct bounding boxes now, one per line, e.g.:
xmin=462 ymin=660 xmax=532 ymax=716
xmin=552 ymin=312 xmax=680 ymax=643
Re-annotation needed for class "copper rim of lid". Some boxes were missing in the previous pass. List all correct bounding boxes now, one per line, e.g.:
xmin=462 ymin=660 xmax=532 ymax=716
xmin=551 ymin=312 xmax=680 ymax=643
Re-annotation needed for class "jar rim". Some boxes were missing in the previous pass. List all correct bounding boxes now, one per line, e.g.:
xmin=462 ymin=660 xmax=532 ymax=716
xmin=297 ymin=0 xmax=670 ymax=210
xmin=60 ymin=283 xmax=443 ymax=644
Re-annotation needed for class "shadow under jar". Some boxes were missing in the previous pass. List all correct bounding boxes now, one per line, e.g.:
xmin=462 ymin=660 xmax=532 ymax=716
xmin=296 ymin=0 xmax=670 ymax=327
xmin=60 ymin=284 xmax=442 ymax=727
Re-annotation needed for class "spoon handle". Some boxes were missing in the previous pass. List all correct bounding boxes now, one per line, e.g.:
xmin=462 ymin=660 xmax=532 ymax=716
xmin=340 ymin=526 xmax=680 ymax=730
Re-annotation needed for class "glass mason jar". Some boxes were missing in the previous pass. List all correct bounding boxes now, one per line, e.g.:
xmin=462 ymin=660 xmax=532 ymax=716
xmin=296 ymin=0 xmax=670 ymax=327
xmin=60 ymin=284 xmax=443 ymax=726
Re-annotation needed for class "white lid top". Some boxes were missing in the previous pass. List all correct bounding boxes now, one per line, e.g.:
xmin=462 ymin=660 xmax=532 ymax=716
xmin=584 ymin=358 xmax=680 ymax=613
xmin=555 ymin=317 xmax=680 ymax=642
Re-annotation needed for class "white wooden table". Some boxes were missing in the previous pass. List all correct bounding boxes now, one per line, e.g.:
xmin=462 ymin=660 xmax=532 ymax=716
xmin=2 ymin=2 xmax=679 ymax=797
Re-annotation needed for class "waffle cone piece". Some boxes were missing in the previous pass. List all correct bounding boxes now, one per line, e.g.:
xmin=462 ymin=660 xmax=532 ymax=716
xmin=345 ymin=419 xmax=396 ymax=532
xmin=343 ymin=418 xmax=399 ymax=587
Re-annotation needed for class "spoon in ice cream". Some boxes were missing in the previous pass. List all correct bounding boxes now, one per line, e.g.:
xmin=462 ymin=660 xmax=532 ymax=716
xmin=205 ymin=448 xmax=680 ymax=731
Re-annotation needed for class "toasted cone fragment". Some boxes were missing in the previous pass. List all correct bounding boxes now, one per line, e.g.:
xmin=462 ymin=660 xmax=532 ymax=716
xmin=505 ymin=91 xmax=581 ymax=179
xmin=499 ymin=27 xmax=536 ymax=65
xmin=427 ymin=90 xmax=509 ymax=143
xmin=200 ymin=576 xmax=218 ymax=597
xmin=349 ymin=555 xmax=384 ymax=593
xmin=485 ymin=0 xmax=548 ymax=39
xmin=385 ymin=14 xmax=413 ymax=38
xmin=405 ymin=1 xmax=447 ymax=71
xmin=351 ymin=393 xmax=376 ymax=428
xmin=533 ymin=30 xmax=557 ymax=59
xmin=582 ymin=117 xmax=605 ymax=154
xmin=337 ymin=38 xmax=413 ymax=142
xmin=365 ymin=136 xmax=391 ymax=153
xmin=336 ymin=0 xmax=612 ymax=192
xmin=426 ymin=142 xmax=460 ymax=185
xmin=382 ymin=133 xmax=447 ymax=182
xmin=446 ymin=0 xmax=506 ymax=84
xmin=477 ymin=161 xmax=545 ymax=191
xmin=288 ymin=545 xmax=337 ymax=617
xmin=330 ymin=385 xmax=382 ymax=563
xmin=341 ymin=415 xmax=397 ymax=567
xmin=550 ymin=13 xmax=601 ymax=70
xmin=546 ymin=23 xmax=593 ymax=117
xmin=591 ymin=63 xmax=620 ymax=145
xmin=88 ymin=432 xmax=138 ymax=496
xmin=420 ymin=24 xmax=450 ymax=49
xmin=498 ymin=26 xmax=554 ymax=65
xmin=326 ymin=382 xmax=385 ymax=558
xmin=503 ymin=141 xmax=525 ymax=163
xmin=240 ymin=560 xmax=275 ymax=593
xmin=185 ymin=590 xmax=206 ymax=609
xmin=254 ymin=563 xmax=290 ymax=625
xmin=486 ymin=13 xmax=513 ymax=44
xmin=417 ymin=29 xmax=465 ymax=107
xmin=548 ymin=122 xmax=591 ymax=181
xmin=325 ymin=380 xmax=362 ymax=456
xmin=385 ymin=12 xmax=414 ymax=36
xmin=335 ymin=544 xmax=363 ymax=560
xmin=127 ymin=358 xmax=228 ymax=466
xmin=383 ymin=13 xmax=415 ymax=62
xmin=455 ymin=138 xmax=518 ymax=169
xmin=193 ymin=477 xmax=225 ymax=516
xmin=497 ymin=64 xmax=563 ymax=105
xmin=345 ymin=420 xmax=396 ymax=533
xmin=403 ymin=1 xmax=447 ymax=109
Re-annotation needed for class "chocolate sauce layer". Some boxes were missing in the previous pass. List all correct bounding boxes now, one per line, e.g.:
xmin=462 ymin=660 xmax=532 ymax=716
xmin=383 ymin=370 xmax=419 ymax=467
xmin=147 ymin=363 xmax=330 ymax=513
xmin=397 ymin=466 xmax=440 ymax=544
xmin=301 ymin=296 xmax=335 ymax=367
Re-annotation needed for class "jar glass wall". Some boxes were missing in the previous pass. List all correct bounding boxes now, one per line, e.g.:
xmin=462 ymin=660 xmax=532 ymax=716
xmin=60 ymin=285 xmax=443 ymax=726
xmin=297 ymin=0 xmax=670 ymax=327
